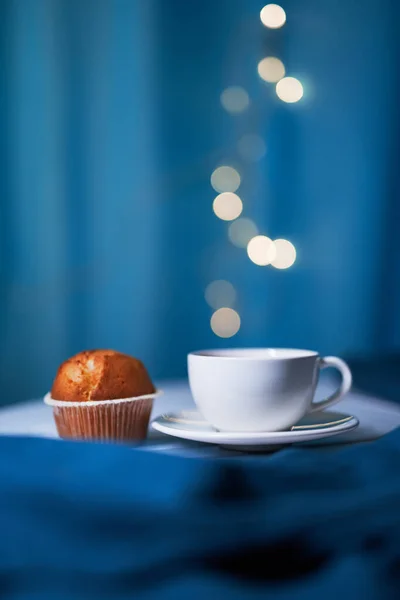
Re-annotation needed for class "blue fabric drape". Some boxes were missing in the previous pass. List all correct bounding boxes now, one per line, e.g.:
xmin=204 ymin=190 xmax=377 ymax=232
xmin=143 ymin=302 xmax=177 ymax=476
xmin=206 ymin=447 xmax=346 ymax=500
xmin=0 ymin=432 xmax=399 ymax=598
xmin=1 ymin=0 xmax=399 ymax=403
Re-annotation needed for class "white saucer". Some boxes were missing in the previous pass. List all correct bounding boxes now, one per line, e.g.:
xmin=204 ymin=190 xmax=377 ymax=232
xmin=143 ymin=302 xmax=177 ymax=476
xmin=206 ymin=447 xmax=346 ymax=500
xmin=151 ymin=410 xmax=359 ymax=450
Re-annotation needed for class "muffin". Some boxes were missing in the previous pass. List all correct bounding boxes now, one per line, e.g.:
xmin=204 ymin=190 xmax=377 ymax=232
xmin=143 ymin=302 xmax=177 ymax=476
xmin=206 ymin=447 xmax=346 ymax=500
xmin=46 ymin=350 xmax=157 ymax=442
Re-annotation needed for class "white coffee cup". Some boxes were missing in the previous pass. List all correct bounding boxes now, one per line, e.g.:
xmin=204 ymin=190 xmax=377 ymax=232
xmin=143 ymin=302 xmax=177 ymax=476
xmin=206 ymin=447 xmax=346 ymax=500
xmin=187 ymin=348 xmax=352 ymax=432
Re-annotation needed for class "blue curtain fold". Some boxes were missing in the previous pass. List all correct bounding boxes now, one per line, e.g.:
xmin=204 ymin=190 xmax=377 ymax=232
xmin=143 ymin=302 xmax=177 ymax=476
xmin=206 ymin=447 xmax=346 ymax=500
xmin=0 ymin=0 xmax=399 ymax=403
xmin=0 ymin=0 xmax=159 ymax=402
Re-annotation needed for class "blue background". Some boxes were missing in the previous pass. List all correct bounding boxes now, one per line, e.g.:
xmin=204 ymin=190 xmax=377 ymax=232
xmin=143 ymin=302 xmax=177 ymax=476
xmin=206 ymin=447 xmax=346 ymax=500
xmin=1 ymin=0 xmax=400 ymax=402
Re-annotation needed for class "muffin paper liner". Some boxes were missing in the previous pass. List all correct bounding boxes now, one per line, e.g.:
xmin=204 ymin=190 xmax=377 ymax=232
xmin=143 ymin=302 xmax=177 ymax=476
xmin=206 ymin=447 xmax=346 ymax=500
xmin=44 ymin=391 xmax=162 ymax=442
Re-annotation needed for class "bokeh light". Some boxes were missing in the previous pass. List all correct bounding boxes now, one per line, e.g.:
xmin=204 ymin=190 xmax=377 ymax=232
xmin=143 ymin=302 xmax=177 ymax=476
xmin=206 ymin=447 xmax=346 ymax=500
xmin=228 ymin=218 xmax=258 ymax=248
xmin=247 ymin=236 xmax=277 ymax=266
xmin=211 ymin=307 xmax=241 ymax=338
xmin=260 ymin=4 xmax=286 ymax=29
xmin=213 ymin=192 xmax=243 ymax=221
xmin=220 ymin=86 xmax=250 ymax=114
xmin=237 ymin=134 xmax=266 ymax=162
xmin=211 ymin=166 xmax=241 ymax=193
xmin=205 ymin=280 xmax=236 ymax=309
xmin=257 ymin=57 xmax=285 ymax=83
xmin=271 ymin=239 xmax=296 ymax=269
xmin=276 ymin=77 xmax=304 ymax=103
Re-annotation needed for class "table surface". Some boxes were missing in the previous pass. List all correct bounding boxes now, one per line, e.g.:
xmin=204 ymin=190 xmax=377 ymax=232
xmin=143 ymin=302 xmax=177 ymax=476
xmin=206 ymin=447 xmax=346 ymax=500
xmin=1 ymin=378 xmax=399 ymax=457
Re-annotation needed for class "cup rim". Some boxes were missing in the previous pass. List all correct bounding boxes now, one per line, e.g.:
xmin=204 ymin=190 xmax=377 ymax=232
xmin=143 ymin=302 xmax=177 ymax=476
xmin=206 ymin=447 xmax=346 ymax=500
xmin=188 ymin=348 xmax=318 ymax=361
xmin=44 ymin=389 xmax=163 ymax=408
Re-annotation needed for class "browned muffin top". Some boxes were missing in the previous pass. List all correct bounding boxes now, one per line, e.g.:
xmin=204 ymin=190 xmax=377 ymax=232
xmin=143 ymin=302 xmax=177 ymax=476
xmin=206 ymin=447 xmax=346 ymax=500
xmin=51 ymin=349 xmax=155 ymax=402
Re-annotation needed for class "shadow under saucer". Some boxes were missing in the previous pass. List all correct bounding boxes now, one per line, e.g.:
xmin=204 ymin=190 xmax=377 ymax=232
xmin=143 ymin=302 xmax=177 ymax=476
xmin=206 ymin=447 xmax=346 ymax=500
xmin=218 ymin=443 xmax=287 ymax=453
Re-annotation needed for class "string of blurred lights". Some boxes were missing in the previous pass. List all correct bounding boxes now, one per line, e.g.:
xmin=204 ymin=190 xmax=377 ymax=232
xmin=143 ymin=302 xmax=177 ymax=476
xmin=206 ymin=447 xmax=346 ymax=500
xmin=208 ymin=4 xmax=301 ymax=338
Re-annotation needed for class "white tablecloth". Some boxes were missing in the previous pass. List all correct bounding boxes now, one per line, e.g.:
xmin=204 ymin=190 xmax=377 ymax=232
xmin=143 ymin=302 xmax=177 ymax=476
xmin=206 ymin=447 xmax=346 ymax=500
xmin=0 ymin=379 xmax=399 ymax=457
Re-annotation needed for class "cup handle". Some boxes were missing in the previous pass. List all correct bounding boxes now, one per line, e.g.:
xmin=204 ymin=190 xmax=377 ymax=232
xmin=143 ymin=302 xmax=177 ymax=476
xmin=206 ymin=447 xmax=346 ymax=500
xmin=309 ymin=356 xmax=352 ymax=413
